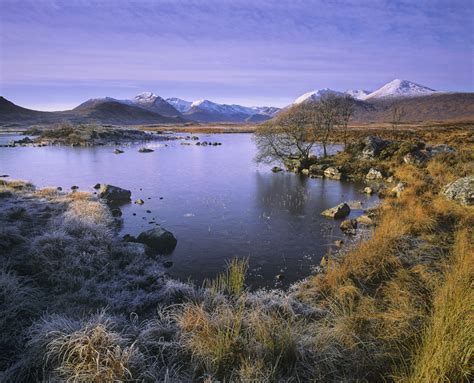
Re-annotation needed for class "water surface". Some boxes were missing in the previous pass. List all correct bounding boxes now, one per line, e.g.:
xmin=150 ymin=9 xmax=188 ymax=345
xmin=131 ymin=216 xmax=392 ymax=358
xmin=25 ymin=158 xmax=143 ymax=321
xmin=0 ymin=133 xmax=377 ymax=288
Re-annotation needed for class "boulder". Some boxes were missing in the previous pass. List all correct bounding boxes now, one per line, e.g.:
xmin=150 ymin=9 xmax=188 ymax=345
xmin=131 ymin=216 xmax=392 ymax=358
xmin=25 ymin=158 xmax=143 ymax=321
xmin=98 ymin=184 xmax=131 ymax=202
xmin=135 ymin=199 xmax=145 ymax=205
xmin=366 ymin=168 xmax=383 ymax=180
xmin=340 ymin=219 xmax=357 ymax=235
xmin=93 ymin=183 xmax=101 ymax=189
xmin=138 ymin=148 xmax=154 ymax=153
xmin=361 ymin=136 xmax=390 ymax=159
xmin=272 ymin=166 xmax=283 ymax=173
xmin=301 ymin=169 xmax=310 ymax=176
xmin=321 ymin=203 xmax=350 ymax=219
xmin=324 ymin=167 xmax=343 ymax=180
xmin=334 ymin=239 xmax=344 ymax=247
xmin=442 ymin=176 xmax=474 ymax=206
xmin=137 ymin=226 xmax=177 ymax=254
xmin=114 ymin=148 xmax=124 ymax=154
xmin=391 ymin=182 xmax=406 ymax=198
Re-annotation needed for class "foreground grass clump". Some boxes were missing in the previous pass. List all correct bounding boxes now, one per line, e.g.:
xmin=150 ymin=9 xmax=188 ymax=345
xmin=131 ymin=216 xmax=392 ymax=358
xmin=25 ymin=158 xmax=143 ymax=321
xmin=33 ymin=313 xmax=139 ymax=383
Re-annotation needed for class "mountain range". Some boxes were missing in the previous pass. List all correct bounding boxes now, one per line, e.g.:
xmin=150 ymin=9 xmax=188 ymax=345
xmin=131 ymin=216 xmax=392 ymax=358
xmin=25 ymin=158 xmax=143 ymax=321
xmin=1 ymin=79 xmax=473 ymax=126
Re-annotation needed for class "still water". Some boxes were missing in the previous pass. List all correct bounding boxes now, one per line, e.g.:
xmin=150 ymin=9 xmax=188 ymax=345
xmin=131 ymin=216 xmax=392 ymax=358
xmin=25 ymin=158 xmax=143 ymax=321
xmin=0 ymin=133 xmax=377 ymax=288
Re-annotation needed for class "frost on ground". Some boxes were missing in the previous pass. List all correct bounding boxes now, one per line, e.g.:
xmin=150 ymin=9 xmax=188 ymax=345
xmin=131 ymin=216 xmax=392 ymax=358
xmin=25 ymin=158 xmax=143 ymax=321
xmin=0 ymin=180 xmax=324 ymax=381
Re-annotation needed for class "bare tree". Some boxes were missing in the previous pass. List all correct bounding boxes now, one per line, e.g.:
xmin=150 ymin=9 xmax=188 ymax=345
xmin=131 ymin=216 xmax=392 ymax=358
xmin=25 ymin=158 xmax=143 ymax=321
xmin=391 ymin=105 xmax=406 ymax=138
xmin=316 ymin=94 xmax=341 ymax=157
xmin=254 ymin=95 xmax=352 ymax=167
xmin=335 ymin=95 xmax=355 ymax=150
xmin=254 ymin=103 xmax=316 ymax=165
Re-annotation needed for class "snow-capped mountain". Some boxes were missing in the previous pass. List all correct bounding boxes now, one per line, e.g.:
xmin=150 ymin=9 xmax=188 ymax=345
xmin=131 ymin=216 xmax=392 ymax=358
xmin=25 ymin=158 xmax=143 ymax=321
xmin=345 ymin=89 xmax=371 ymax=100
xmin=365 ymin=79 xmax=437 ymax=100
xmin=183 ymin=99 xmax=280 ymax=122
xmin=166 ymin=97 xmax=193 ymax=113
xmin=293 ymin=88 xmax=344 ymax=104
xmin=131 ymin=92 xmax=180 ymax=116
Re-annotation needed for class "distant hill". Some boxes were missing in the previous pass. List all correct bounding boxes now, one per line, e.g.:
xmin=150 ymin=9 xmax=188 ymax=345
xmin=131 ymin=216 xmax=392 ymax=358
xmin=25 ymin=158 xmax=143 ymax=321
xmin=72 ymin=98 xmax=183 ymax=124
xmin=351 ymin=93 xmax=474 ymax=123
xmin=0 ymin=97 xmax=185 ymax=126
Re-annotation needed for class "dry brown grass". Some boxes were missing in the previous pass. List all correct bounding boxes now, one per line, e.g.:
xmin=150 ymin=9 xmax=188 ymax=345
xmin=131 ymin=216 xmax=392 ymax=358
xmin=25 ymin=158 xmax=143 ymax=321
xmin=64 ymin=199 xmax=113 ymax=227
xmin=399 ymin=228 xmax=474 ymax=383
xmin=34 ymin=187 xmax=60 ymax=198
xmin=45 ymin=317 xmax=136 ymax=382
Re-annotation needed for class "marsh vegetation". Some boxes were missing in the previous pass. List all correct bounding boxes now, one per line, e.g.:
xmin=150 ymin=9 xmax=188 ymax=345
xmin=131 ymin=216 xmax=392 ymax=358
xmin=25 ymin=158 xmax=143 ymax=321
xmin=0 ymin=119 xmax=472 ymax=381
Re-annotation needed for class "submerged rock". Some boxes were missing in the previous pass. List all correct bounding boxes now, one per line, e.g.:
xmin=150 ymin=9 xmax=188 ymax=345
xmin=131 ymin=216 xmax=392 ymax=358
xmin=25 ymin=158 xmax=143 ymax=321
xmin=137 ymin=226 xmax=177 ymax=254
xmin=114 ymin=148 xmax=124 ymax=154
xmin=442 ymin=176 xmax=474 ymax=206
xmin=321 ymin=203 xmax=350 ymax=219
xmin=272 ymin=166 xmax=283 ymax=173
xmin=98 ymin=184 xmax=131 ymax=202
xmin=138 ymin=148 xmax=154 ymax=153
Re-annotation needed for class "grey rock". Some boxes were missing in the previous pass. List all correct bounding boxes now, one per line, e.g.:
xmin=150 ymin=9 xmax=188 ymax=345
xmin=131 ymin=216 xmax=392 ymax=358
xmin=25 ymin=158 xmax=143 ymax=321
xmin=98 ymin=184 xmax=131 ymax=202
xmin=361 ymin=136 xmax=391 ymax=159
xmin=138 ymin=148 xmax=154 ymax=153
xmin=321 ymin=203 xmax=351 ymax=219
xmin=366 ymin=168 xmax=383 ymax=180
xmin=442 ymin=176 xmax=474 ymax=206
xmin=363 ymin=186 xmax=374 ymax=195
xmin=324 ymin=166 xmax=343 ymax=180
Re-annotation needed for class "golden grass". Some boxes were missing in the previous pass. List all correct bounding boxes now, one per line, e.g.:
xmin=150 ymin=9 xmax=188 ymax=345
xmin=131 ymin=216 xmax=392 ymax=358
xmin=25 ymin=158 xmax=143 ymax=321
xmin=204 ymin=257 xmax=248 ymax=297
xmin=177 ymin=301 xmax=245 ymax=378
xmin=45 ymin=319 xmax=135 ymax=382
xmin=400 ymin=228 xmax=474 ymax=383
xmin=2 ymin=179 xmax=34 ymax=190
xmin=34 ymin=187 xmax=60 ymax=198
xmin=64 ymin=200 xmax=113 ymax=226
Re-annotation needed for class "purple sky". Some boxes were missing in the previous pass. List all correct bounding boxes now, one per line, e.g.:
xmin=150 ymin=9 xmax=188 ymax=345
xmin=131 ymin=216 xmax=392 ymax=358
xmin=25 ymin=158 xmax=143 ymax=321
xmin=1 ymin=0 xmax=473 ymax=111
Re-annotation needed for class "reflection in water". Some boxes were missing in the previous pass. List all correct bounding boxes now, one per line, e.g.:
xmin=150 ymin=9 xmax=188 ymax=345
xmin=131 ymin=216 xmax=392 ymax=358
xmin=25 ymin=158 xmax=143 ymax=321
xmin=0 ymin=133 xmax=377 ymax=288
